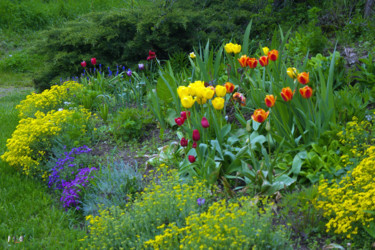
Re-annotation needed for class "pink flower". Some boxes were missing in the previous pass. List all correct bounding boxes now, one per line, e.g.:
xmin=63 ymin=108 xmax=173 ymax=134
xmin=180 ymin=138 xmax=188 ymax=147
xmin=192 ymin=129 xmax=200 ymax=141
xmin=81 ymin=61 xmax=87 ymax=68
xmin=201 ymin=117 xmax=210 ymax=128
xmin=192 ymin=142 xmax=197 ymax=148
xmin=91 ymin=58 xmax=97 ymax=65
xmin=188 ymin=155 xmax=196 ymax=163
xmin=147 ymin=50 xmax=156 ymax=60
xmin=175 ymin=117 xmax=185 ymax=126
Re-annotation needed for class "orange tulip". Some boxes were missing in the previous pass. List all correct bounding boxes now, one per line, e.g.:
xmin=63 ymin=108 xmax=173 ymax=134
xmin=299 ymin=86 xmax=313 ymax=99
xmin=265 ymin=94 xmax=276 ymax=108
xmin=233 ymin=92 xmax=246 ymax=106
xmin=238 ymin=55 xmax=249 ymax=68
xmin=281 ymin=87 xmax=294 ymax=102
xmin=247 ymin=58 xmax=258 ymax=68
xmin=252 ymin=109 xmax=269 ymax=123
xmin=297 ymin=72 xmax=309 ymax=85
xmin=259 ymin=56 xmax=269 ymax=67
xmin=225 ymin=82 xmax=235 ymax=93
xmin=268 ymin=50 xmax=279 ymax=61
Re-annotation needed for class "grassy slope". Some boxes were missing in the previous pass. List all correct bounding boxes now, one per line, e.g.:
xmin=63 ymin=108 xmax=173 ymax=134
xmin=0 ymin=89 xmax=87 ymax=248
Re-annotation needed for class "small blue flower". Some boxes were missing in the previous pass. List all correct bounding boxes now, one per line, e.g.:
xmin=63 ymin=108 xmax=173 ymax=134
xmin=197 ymin=198 xmax=205 ymax=206
xmin=127 ymin=69 xmax=132 ymax=77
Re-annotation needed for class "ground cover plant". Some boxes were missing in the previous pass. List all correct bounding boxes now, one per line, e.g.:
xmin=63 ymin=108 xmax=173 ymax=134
xmin=1 ymin=0 xmax=375 ymax=248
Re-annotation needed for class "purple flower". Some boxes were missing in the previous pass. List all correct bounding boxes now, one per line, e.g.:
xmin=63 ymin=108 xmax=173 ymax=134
xmin=138 ymin=63 xmax=145 ymax=70
xmin=127 ymin=69 xmax=132 ymax=77
xmin=197 ymin=198 xmax=205 ymax=206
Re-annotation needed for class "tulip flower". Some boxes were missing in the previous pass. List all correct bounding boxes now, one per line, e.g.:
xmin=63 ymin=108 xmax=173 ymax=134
xmin=126 ymin=69 xmax=132 ymax=77
xmin=224 ymin=43 xmax=241 ymax=54
xmin=192 ymin=129 xmax=200 ymax=141
xmin=215 ymin=85 xmax=227 ymax=97
xmin=287 ymin=67 xmax=298 ymax=79
xmin=247 ymin=58 xmax=258 ymax=68
xmin=203 ymin=88 xmax=215 ymax=99
xmin=268 ymin=50 xmax=279 ymax=61
xmin=188 ymin=155 xmax=196 ymax=163
xmin=212 ymin=97 xmax=225 ymax=110
xmin=265 ymin=94 xmax=276 ymax=108
xmin=233 ymin=92 xmax=246 ymax=107
xmin=177 ymin=86 xmax=190 ymax=99
xmin=281 ymin=87 xmax=294 ymax=102
xmin=299 ymin=86 xmax=313 ymax=99
xmin=147 ymin=50 xmax=156 ymax=60
xmin=238 ymin=55 xmax=249 ymax=67
xmin=297 ymin=72 xmax=309 ymax=84
xmin=195 ymin=97 xmax=207 ymax=104
xmin=262 ymin=47 xmax=269 ymax=55
xmin=259 ymin=56 xmax=269 ymax=67
xmin=252 ymin=109 xmax=270 ymax=123
xmin=180 ymin=138 xmax=188 ymax=147
xmin=181 ymin=96 xmax=195 ymax=108
xmin=180 ymin=111 xmax=190 ymax=120
xmin=232 ymin=44 xmax=241 ymax=54
xmin=189 ymin=52 xmax=196 ymax=59
xmin=225 ymin=82 xmax=235 ymax=93
xmin=192 ymin=142 xmax=197 ymax=148
xmin=201 ymin=117 xmax=210 ymax=128
xmin=81 ymin=61 xmax=87 ymax=68
xmin=175 ymin=117 xmax=185 ymax=126
xmin=91 ymin=58 xmax=96 ymax=65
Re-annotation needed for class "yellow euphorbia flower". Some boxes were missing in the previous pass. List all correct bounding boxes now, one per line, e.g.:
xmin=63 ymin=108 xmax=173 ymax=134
xmin=215 ymin=85 xmax=227 ymax=97
xmin=181 ymin=96 xmax=195 ymax=108
xmin=212 ymin=97 xmax=225 ymax=110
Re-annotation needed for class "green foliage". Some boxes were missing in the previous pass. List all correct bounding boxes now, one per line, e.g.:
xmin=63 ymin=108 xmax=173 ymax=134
xmin=352 ymin=53 xmax=375 ymax=92
xmin=110 ymin=107 xmax=154 ymax=141
xmin=83 ymin=159 xmax=143 ymax=216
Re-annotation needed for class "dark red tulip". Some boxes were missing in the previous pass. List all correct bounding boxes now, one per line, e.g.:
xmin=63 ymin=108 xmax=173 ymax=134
xmin=175 ymin=117 xmax=185 ymax=126
xmin=192 ymin=129 xmax=200 ymax=141
xmin=81 ymin=61 xmax=87 ymax=68
xmin=188 ymin=155 xmax=196 ymax=163
xmin=180 ymin=138 xmax=188 ymax=147
xmin=201 ymin=117 xmax=210 ymax=128
xmin=180 ymin=111 xmax=191 ymax=120
xmin=91 ymin=58 xmax=97 ymax=65
xmin=147 ymin=50 xmax=156 ymax=60
xmin=192 ymin=142 xmax=197 ymax=148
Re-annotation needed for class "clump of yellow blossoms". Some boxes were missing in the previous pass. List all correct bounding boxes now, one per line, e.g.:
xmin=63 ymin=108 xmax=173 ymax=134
xmin=145 ymin=197 xmax=291 ymax=249
xmin=17 ymin=81 xmax=83 ymax=119
xmin=177 ymin=80 xmax=226 ymax=110
xmin=316 ymin=146 xmax=375 ymax=239
xmin=83 ymin=164 xmax=212 ymax=249
xmin=1 ymin=108 xmax=92 ymax=176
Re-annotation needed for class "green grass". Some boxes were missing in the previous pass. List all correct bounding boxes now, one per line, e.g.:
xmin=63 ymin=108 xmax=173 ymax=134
xmin=0 ymin=73 xmax=33 ymax=87
xmin=0 ymin=90 xmax=87 ymax=248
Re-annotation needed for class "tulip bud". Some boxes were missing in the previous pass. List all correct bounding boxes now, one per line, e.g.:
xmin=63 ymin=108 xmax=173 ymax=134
xmin=259 ymin=56 xmax=269 ymax=67
xmin=175 ymin=117 xmax=185 ymax=126
xmin=201 ymin=117 xmax=210 ymax=128
xmin=266 ymin=121 xmax=271 ymax=131
xmin=188 ymin=155 xmax=196 ymax=163
xmin=262 ymin=47 xmax=269 ymax=55
xmin=192 ymin=129 xmax=200 ymax=141
xmin=189 ymin=52 xmax=196 ymax=59
xmin=246 ymin=120 xmax=251 ymax=132
xmin=180 ymin=138 xmax=188 ymax=147
xmin=192 ymin=142 xmax=197 ymax=148
xmin=252 ymin=109 xmax=270 ymax=123
xmin=180 ymin=111 xmax=190 ymax=120
xmin=81 ymin=61 xmax=87 ymax=68
xmin=297 ymin=72 xmax=310 ymax=85
xmin=91 ymin=58 xmax=97 ymax=65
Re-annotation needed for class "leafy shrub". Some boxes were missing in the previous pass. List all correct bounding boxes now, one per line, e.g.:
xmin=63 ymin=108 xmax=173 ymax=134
xmin=82 ymin=159 xmax=143 ymax=216
xmin=316 ymin=146 xmax=375 ymax=239
xmin=145 ymin=197 xmax=292 ymax=249
xmin=110 ymin=107 xmax=154 ymax=141
xmin=83 ymin=164 xmax=212 ymax=248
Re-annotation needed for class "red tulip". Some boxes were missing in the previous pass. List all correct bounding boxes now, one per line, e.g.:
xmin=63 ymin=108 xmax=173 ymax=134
xmin=265 ymin=95 xmax=276 ymax=108
xmin=188 ymin=155 xmax=196 ymax=163
xmin=268 ymin=50 xmax=279 ymax=61
xmin=180 ymin=138 xmax=188 ymax=147
xmin=180 ymin=111 xmax=191 ymax=120
xmin=175 ymin=117 xmax=185 ymax=126
xmin=192 ymin=142 xmax=197 ymax=148
xmin=192 ymin=129 xmax=200 ymax=141
xmin=81 ymin=61 xmax=87 ymax=68
xmin=299 ymin=86 xmax=313 ymax=99
xmin=91 ymin=58 xmax=97 ymax=65
xmin=297 ymin=72 xmax=310 ymax=85
xmin=201 ymin=117 xmax=210 ymax=128
xmin=247 ymin=58 xmax=258 ymax=68
xmin=147 ymin=50 xmax=156 ymax=60
xmin=281 ymin=87 xmax=294 ymax=102
xmin=252 ymin=109 xmax=269 ymax=123
xmin=259 ymin=56 xmax=269 ymax=67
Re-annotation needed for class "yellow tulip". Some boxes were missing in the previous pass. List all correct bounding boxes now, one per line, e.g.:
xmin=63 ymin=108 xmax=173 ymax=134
xmin=287 ymin=67 xmax=298 ymax=79
xmin=204 ymin=88 xmax=215 ymax=99
xmin=181 ymin=96 xmax=195 ymax=108
xmin=212 ymin=97 xmax=225 ymax=110
xmin=232 ymin=44 xmax=242 ymax=54
xmin=262 ymin=47 xmax=269 ymax=55
xmin=215 ymin=85 xmax=227 ymax=97
xmin=177 ymin=86 xmax=190 ymax=99
xmin=195 ymin=97 xmax=207 ymax=104
xmin=224 ymin=43 xmax=234 ymax=53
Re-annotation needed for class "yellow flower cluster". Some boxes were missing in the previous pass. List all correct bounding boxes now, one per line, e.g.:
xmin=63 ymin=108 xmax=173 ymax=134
xmin=145 ymin=197 xmax=290 ymax=249
xmin=177 ymin=81 xmax=226 ymax=110
xmin=224 ymin=43 xmax=242 ymax=54
xmin=16 ymin=81 xmax=83 ymax=119
xmin=1 ymin=108 xmax=91 ymax=176
xmin=83 ymin=164 xmax=211 ymax=249
xmin=316 ymin=146 xmax=375 ymax=238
